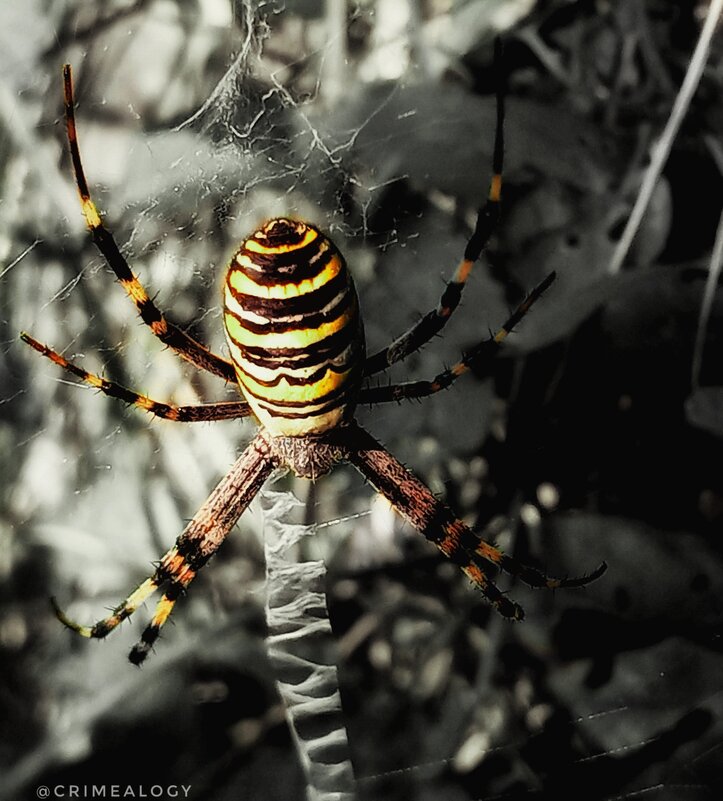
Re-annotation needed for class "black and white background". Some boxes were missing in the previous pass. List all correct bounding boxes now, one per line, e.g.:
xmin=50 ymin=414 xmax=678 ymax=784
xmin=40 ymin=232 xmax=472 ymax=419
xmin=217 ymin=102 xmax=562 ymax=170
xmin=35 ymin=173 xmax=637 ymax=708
xmin=1 ymin=2 xmax=723 ymax=799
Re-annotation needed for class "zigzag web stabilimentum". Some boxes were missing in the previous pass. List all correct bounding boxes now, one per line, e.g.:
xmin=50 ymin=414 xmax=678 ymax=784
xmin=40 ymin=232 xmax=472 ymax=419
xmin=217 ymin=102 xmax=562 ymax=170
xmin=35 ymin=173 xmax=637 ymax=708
xmin=263 ymin=487 xmax=357 ymax=800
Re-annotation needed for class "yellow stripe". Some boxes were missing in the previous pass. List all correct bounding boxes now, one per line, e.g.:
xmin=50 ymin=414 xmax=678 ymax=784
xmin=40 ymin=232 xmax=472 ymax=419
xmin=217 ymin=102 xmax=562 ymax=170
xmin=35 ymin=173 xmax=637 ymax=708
xmin=120 ymin=276 xmax=150 ymax=304
xmin=82 ymin=198 xmax=102 ymax=229
xmin=228 ymin=249 xmax=340 ymax=299
xmin=125 ymin=578 xmax=159 ymax=611
xmin=226 ymin=338 xmax=355 ymax=389
xmin=245 ymin=227 xmax=317 ymax=254
xmin=229 ymin=344 xmax=351 ymax=385
xmin=238 ymin=364 xmax=355 ymax=404
xmin=162 ymin=550 xmax=197 ymax=585
xmin=224 ymin=299 xmax=355 ymax=350
xmin=474 ymin=540 xmax=503 ymax=566
xmin=490 ymin=174 xmax=502 ymax=203
xmin=150 ymin=595 xmax=176 ymax=628
xmin=55 ymin=576 xmax=158 ymax=638
xmin=454 ymin=259 xmax=473 ymax=284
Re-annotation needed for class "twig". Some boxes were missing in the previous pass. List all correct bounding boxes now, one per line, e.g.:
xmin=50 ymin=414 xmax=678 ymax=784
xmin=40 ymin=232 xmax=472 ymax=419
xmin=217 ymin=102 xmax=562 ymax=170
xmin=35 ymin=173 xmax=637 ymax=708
xmin=691 ymin=208 xmax=723 ymax=389
xmin=608 ymin=0 xmax=723 ymax=274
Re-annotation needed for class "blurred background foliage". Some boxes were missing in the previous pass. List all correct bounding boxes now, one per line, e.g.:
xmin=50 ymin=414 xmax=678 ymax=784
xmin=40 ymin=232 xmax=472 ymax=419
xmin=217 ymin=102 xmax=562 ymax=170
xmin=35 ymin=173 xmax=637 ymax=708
xmin=1 ymin=0 xmax=723 ymax=799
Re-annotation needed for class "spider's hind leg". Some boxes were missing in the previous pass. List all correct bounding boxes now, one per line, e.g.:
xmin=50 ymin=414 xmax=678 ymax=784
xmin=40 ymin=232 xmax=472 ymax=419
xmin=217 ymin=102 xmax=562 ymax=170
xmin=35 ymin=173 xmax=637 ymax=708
xmin=53 ymin=432 xmax=278 ymax=664
xmin=344 ymin=423 xmax=606 ymax=620
xmin=52 ymin=540 xmax=199 ymax=643
xmin=52 ymin=576 xmax=159 ymax=638
xmin=476 ymin=540 xmax=608 ymax=591
xmin=128 ymin=584 xmax=184 ymax=665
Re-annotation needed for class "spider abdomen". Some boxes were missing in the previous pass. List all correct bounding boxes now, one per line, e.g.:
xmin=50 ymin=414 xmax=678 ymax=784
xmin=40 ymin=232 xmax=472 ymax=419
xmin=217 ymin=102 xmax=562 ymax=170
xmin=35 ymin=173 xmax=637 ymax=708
xmin=224 ymin=218 xmax=365 ymax=436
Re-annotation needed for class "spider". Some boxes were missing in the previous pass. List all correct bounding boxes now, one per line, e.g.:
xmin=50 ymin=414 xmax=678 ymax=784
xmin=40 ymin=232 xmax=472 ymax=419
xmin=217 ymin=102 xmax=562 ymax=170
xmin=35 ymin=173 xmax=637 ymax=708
xmin=22 ymin=55 xmax=606 ymax=666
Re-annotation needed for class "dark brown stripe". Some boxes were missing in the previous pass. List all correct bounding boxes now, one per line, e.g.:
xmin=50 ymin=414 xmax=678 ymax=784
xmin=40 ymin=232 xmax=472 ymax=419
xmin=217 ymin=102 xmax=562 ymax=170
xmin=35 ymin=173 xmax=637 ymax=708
xmin=227 ymin=266 xmax=349 ymax=319
xmin=238 ymin=373 xmax=354 ymax=409
xmin=237 ymin=333 xmax=357 ymax=372
xmin=232 ymin=320 xmax=357 ymax=363
xmin=91 ymin=620 xmax=116 ymax=638
xmin=253 ymin=394 xmax=348 ymax=420
xmin=146 ymin=564 xmax=187 ymax=600
xmin=255 ymin=220 xmax=308 ymax=247
xmin=244 ymin=236 xmax=324 ymax=268
xmin=135 ymin=296 xmax=164 ymax=326
xmin=236 ymin=359 xmax=350 ymax=388
xmin=224 ymin=287 xmax=354 ymax=335
xmin=153 ymin=563 xmax=175 ymax=585
xmin=236 ymin=241 xmax=335 ymax=286
xmin=129 ymin=628 xmax=158 ymax=665
xmin=163 ymin=582 xmax=186 ymax=600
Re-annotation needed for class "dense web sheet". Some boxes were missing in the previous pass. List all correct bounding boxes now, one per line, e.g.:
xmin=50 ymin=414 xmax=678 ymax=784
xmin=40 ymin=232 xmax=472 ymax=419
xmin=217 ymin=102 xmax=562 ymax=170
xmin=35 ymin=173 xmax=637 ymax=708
xmin=2 ymin=2 xmax=723 ymax=800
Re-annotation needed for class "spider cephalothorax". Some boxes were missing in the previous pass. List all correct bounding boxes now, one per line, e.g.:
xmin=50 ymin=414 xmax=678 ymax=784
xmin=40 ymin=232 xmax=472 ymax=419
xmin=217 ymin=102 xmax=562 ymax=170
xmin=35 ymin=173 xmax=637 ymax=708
xmin=23 ymin=59 xmax=605 ymax=665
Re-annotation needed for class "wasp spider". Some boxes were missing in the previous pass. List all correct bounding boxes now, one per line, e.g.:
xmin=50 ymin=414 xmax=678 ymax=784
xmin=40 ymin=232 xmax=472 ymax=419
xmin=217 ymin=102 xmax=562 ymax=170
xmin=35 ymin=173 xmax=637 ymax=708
xmin=22 ymin=56 xmax=606 ymax=665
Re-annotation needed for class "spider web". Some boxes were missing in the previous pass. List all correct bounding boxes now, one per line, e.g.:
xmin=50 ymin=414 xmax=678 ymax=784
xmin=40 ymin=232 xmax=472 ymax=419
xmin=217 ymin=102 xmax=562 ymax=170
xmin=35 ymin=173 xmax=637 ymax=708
xmin=1 ymin=2 xmax=722 ymax=800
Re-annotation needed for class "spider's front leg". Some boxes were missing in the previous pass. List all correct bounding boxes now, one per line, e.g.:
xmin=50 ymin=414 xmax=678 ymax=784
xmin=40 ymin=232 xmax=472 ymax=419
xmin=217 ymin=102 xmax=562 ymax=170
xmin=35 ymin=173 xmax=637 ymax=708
xmin=54 ymin=431 xmax=278 ymax=664
xmin=359 ymin=271 xmax=556 ymax=405
xmin=342 ymin=424 xmax=606 ymax=618
xmin=62 ymin=64 xmax=236 ymax=382
xmin=363 ymin=38 xmax=506 ymax=377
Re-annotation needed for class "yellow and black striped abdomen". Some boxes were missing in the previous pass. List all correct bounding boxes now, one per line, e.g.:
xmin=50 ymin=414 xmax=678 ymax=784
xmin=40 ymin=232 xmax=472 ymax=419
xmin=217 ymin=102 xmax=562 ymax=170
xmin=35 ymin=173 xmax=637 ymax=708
xmin=224 ymin=219 xmax=365 ymax=437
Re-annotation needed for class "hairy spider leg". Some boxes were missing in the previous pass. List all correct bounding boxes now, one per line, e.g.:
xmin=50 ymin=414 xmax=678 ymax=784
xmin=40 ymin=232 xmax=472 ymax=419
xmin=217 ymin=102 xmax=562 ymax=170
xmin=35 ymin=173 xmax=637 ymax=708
xmin=359 ymin=271 xmax=556 ymax=405
xmin=21 ymin=333 xmax=251 ymax=422
xmin=364 ymin=38 xmax=506 ymax=377
xmin=344 ymin=424 xmax=606 ymax=618
xmin=52 ymin=578 xmax=158 ymax=637
xmin=40 ymin=51 xmax=608 ymax=668
xmin=62 ymin=64 xmax=236 ymax=382
xmin=53 ymin=432 xmax=278 ymax=665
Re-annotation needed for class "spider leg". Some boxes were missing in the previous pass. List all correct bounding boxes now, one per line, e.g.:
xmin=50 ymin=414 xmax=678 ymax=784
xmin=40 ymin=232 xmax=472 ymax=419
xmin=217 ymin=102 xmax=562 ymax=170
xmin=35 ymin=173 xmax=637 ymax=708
xmin=358 ymin=271 xmax=555 ymax=405
xmin=62 ymin=64 xmax=236 ymax=383
xmin=53 ymin=431 xmax=278 ymax=664
xmin=21 ymin=332 xmax=251 ymax=422
xmin=364 ymin=39 xmax=505 ymax=377
xmin=342 ymin=424 xmax=606 ymax=618
xmin=52 ymin=577 xmax=158 ymax=637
